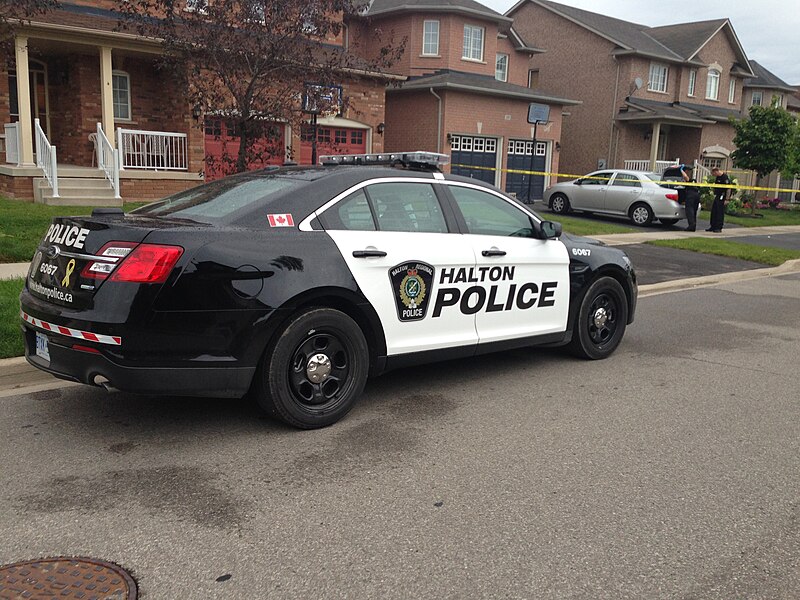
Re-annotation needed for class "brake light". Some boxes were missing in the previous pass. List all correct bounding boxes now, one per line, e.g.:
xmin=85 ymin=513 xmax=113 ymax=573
xmin=80 ymin=242 xmax=137 ymax=280
xmin=665 ymin=193 xmax=679 ymax=201
xmin=111 ymin=244 xmax=183 ymax=283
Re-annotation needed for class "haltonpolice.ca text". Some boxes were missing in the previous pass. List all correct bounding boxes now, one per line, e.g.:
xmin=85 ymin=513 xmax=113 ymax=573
xmin=29 ymin=280 xmax=73 ymax=304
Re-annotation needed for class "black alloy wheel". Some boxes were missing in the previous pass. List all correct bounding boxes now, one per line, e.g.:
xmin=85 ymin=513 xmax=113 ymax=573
xmin=569 ymin=276 xmax=629 ymax=360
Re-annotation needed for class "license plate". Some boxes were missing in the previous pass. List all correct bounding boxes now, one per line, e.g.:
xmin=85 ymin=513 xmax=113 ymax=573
xmin=35 ymin=332 xmax=50 ymax=362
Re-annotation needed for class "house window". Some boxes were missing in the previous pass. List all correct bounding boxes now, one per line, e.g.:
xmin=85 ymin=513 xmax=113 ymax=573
xmin=751 ymin=91 xmax=763 ymax=106
xmin=528 ymin=69 xmax=539 ymax=89
xmin=728 ymin=79 xmax=736 ymax=104
xmin=702 ymin=157 xmax=723 ymax=170
xmin=495 ymin=54 xmax=508 ymax=82
xmin=350 ymin=130 xmax=363 ymax=145
xmin=648 ymin=62 xmax=668 ymax=93
xmin=462 ymin=25 xmax=484 ymax=61
xmin=772 ymin=94 xmax=784 ymax=108
xmin=706 ymin=69 xmax=720 ymax=100
xmin=423 ymin=20 xmax=439 ymax=56
xmin=688 ymin=69 xmax=697 ymax=96
xmin=112 ymin=71 xmax=131 ymax=121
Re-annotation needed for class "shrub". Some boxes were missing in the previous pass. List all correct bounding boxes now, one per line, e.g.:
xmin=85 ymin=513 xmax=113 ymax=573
xmin=726 ymin=197 xmax=743 ymax=215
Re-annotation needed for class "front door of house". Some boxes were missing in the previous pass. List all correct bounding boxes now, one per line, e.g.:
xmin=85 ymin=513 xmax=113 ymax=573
xmin=8 ymin=59 xmax=50 ymax=141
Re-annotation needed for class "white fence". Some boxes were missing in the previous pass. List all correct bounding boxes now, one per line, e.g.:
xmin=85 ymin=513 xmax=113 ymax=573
xmin=96 ymin=123 xmax=120 ymax=198
xmin=117 ymin=128 xmax=188 ymax=170
xmin=623 ymin=159 xmax=679 ymax=173
xmin=34 ymin=118 xmax=58 ymax=197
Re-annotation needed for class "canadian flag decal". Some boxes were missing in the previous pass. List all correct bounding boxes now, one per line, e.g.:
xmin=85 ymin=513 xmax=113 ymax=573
xmin=267 ymin=213 xmax=295 ymax=227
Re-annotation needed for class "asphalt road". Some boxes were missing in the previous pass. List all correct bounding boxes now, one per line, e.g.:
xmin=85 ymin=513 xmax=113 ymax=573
xmin=1 ymin=275 xmax=799 ymax=599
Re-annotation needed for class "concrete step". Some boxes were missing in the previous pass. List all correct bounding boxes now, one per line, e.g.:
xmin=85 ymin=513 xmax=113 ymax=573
xmin=36 ymin=177 xmax=113 ymax=190
xmin=44 ymin=187 xmax=116 ymax=199
xmin=36 ymin=194 xmax=123 ymax=207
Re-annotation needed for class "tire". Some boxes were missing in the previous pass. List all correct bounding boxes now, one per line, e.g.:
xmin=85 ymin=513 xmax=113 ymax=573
xmin=569 ymin=276 xmax=629 ymax=360
xmin=629 ymin=202 xmax=654 ymax=226
xmin=254 ymin=308 xmax=369 ymax=429
xmin=550 ymin=193 xmax=570 ymax=214
xmin=660 ymin=218 xmax=679 ymax=226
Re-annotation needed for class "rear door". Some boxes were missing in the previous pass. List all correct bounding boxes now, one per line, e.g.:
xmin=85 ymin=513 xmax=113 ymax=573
xmin=605 ymin=172 xmax=644 ymax=215
xmin=318 ymin=179 xmax=479 ymax=356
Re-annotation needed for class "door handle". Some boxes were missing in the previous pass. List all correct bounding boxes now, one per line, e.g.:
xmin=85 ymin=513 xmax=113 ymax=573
xmin=352 ymin=249 xmax=387 ymax=258
xmin=482 ymin=249 xmax=507 ymax=257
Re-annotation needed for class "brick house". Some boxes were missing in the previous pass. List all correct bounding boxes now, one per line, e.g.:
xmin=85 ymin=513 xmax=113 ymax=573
xmin=507 ymin=0 xmax=768 ymax=179
xmin=351 ymin=0 xmax=580 ymax=202
xmin=0 ymin=1 xmax=397 ymax=204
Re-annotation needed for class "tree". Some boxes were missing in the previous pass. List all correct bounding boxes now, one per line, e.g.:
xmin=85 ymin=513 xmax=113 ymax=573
xmin=781 ymin=117 xmax=800 ymax=182
xmin=730 ymin=105 xmax=796 ymax=209
xmin=1 ymin=1 xmax=60 ymax=47
xmin=118 ymin=0 xmax=404 ymax=175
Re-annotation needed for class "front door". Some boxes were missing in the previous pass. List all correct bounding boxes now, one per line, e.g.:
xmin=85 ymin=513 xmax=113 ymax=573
xmin=8 ymin=59 xmax=49 ymax=142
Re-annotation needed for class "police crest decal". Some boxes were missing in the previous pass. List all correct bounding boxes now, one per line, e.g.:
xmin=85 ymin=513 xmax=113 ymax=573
xmin=389 ymin=261 xmax=435 ymax=322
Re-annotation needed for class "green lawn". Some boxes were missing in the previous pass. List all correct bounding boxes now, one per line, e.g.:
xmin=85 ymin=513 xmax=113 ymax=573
xmin=649 ymin=238 xmax=800 ymax=266
xmin=0 ymin=277 xmax=24 ymax=359
xmin=0 ymin=198 xmax=147 ymax=263
xmin=699 ymin=208 xmax=800 ymax=228
xmin=541 ymin=214 xmax=637 ymax=236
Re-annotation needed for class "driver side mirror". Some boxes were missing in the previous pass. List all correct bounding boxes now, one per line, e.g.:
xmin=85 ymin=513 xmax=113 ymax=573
xmin=574 ymin=179 xmax=583 ymax=186
xmin=538 ymin=220 xmax=562 ymax=240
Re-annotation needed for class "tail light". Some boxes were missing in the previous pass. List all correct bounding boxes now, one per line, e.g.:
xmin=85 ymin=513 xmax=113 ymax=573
xmin=111 ymin=244 xmax=184 ymax=283
xmin=665 ymin=193 xmax=679 ymax=201
xmin=80 ymin=242 xmax=137 ymax=280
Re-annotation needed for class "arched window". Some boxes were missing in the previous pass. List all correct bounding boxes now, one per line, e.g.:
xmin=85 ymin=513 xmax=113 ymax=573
xmin=706 ymin=69 xmax=720 ymax=100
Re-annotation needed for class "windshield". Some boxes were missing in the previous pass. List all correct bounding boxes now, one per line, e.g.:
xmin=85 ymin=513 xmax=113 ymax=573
xmin=132 ymin=172 xmax=306 ymax=222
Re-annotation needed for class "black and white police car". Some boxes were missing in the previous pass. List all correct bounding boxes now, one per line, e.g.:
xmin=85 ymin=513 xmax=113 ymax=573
xmin=20 ymin=152 xmax=637 ymax=429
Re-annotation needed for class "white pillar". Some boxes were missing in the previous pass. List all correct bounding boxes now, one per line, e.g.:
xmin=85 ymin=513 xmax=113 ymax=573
xmin=648 ymin=122 xmax=661 ymax=172
xmin=99 ymin=46 xmax=115 ymax=148
xmin=14 ymin=36 xmax=35 ymax=166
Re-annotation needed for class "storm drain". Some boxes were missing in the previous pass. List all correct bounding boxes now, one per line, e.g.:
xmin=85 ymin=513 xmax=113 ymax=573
xmin=0 ymin=557 xmax=136 ymax=599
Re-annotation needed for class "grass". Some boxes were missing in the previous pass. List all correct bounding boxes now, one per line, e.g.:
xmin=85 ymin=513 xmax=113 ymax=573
xmin=699 ymin=208 xmax=800 ymax=228
xmin=0 ymin=199 xmax=148 ymax=263
xmin=539 ymin=213 xmax=637 ymax=236
xmin=0 ymin=277 xmax=24 ymax=359
xmin=648 ymin=238 xmax=800 ymax=266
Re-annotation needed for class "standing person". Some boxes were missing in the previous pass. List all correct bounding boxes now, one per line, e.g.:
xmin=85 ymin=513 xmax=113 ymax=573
xmin=680 ymin=165 xmax=700 ymax=232
xmin=708 ymin=167 xmax=731 ymax=232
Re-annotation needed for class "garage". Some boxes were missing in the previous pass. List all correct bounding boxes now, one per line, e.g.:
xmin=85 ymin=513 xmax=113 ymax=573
xmin=204 ymin=119 xmax=285 ymax=181
xmin=299 ymin=126 xmax=367 ymax=164
xmin=449 ymin=135 xmax=498 ymax=185
xmin=505 ymin=139 xmax=547 ymax=203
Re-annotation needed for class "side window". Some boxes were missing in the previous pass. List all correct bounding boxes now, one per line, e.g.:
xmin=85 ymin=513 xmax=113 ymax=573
xmin=580 ymin=172 xmax=613 ymax=186
xmin=368 ymin=183 xmax=447 ymax=233
xmin=449 ymin=186 xmax=535 ymax=238
xmin=612 ymin=174 xmax=641 ymax=188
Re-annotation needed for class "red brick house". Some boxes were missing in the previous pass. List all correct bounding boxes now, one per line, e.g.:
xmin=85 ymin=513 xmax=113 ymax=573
xmin=0 ymin=1 xmax=398 ymax=204
xmin=508 ymin=0 xmax=762 ymax=178
xmin=351 ymin=0 xmax=580 ymax=202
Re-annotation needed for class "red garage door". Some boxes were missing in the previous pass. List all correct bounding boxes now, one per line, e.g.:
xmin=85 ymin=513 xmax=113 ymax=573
xmin=299 ymin=126 xmax=367 ymax=164
xmin=204 ymin=119 xmax=285 ymax=181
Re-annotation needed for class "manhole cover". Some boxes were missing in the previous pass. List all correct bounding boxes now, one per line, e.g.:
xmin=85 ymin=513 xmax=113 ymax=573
xmin=0 ymin=557 xmax=136 ymax=599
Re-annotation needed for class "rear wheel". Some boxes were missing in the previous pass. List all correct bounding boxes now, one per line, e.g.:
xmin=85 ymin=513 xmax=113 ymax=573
xmin=569 ymin=277 xmax=628 ymax=360
xmin=550 ymin=193 xmax=570 ymax=214
xmin=255 ymin=308 xmax=369 ymax=429
xmin=629 ymin=202 xmax=654 ymax=226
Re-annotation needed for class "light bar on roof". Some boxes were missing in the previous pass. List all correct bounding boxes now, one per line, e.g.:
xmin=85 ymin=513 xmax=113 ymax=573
xmin=318 ymin=151 xmax=450 ymax=168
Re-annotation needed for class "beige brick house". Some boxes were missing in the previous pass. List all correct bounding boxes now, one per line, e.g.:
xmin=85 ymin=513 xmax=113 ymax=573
xmin=507 ymin=0 xmax=791 ymax=179
xmin=352 ymin=0 xmax=580 ymax=201
xmin=0 ymin=1 xmax=396 ymax=203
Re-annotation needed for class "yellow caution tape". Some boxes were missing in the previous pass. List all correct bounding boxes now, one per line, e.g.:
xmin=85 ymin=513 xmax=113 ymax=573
xmin=450 ymin=163 xmax=799 ymax=195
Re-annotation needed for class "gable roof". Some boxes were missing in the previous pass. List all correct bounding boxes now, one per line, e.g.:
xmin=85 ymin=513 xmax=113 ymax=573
xmin=365 ymin=0 xmax=512 ymax=24
xmin=507 ymin=0 xmax=753 ymax=73
xmin=744 ymin=60 xmax=796 ymax=93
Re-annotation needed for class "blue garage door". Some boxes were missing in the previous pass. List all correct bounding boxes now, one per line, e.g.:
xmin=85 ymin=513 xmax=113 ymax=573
xmin=505 ymin=139 xmax=547 ymax=204
xmin=450 ymin=135 xmax=497 ymax=185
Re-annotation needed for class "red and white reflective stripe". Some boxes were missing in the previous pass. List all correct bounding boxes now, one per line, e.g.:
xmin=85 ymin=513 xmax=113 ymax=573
xmin=21 ymin=311 xmax=122 ymax=346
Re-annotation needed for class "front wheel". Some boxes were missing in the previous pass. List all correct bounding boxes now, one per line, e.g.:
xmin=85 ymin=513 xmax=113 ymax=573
xmin=629 ymin=202 xmax=654 ymax=226
xmin=569 ymin=277 xmax=629 ymax=360
xmin=550 ymin=193 xmax=570 ymax=214
xmin=254 ymin=308 xmax=369 ymax=429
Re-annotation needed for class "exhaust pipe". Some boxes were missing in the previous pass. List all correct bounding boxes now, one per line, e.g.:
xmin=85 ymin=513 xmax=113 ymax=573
xmin=92 ymin=375 xmax=118 ymax=393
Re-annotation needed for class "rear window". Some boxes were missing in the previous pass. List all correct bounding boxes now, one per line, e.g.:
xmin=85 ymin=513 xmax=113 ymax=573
xmin=132 ymin=173 xmax=306 ymax=221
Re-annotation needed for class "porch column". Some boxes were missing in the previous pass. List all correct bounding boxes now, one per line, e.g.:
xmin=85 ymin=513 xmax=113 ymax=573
xmin=14 ymin=36 xmax=35 ymax=166
xmin=99 ymin=46 xmax=115 ymax=148
xmin=648 ymin=122 xmax=661 ymax=171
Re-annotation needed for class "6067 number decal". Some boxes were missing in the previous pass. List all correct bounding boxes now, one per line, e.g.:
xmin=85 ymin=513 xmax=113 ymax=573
xmin=572 ymin=248 xmax=591 ymax=257
xmin=39 ymin=263 xmax=58 ymax=276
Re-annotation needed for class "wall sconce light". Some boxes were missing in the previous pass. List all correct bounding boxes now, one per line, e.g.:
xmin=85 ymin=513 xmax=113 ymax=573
xmin=192 ymin=104 xmax=202 ymax=120
xmin=446 ymin=132 xmax=453 ymax=144
xmin=376 ymin=122 xmax=385 ymax=134
xmin=644 ymin=132 xmax=652 ymax=141
xmin=555 ymin=142 xmax=561 ymax=152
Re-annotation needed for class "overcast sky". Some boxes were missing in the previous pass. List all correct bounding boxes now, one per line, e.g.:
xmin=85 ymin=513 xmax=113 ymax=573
xmin=482 ymin=0 xmax=800 ymax=85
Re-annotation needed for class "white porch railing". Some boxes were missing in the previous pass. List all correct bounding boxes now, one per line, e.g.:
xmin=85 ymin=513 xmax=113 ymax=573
xmin=34 ymin=118 xmax=58 ymax=197
xmin=693 ymin=161 xmax=711 ymax=181
xmin=4 ymin=123 xmax=20 ymax=165
xmin=117 ymin=128 xmax=188 ymax=171
xmin=623 ymin=159 xmax=679 ymax=173
xmin=96 ymin=123 xmax=121 ymax=198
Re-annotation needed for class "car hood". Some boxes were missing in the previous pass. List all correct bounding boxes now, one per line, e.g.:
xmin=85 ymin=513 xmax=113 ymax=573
xmin=560 ymin=232 xmax=607 ymax=247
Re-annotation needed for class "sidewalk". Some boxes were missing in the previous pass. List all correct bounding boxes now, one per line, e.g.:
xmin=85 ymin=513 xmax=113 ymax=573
xmin=591 ymin=224 xmax=800 ymax=246
xmin=0 ymin=263 xmax=28 ymax=280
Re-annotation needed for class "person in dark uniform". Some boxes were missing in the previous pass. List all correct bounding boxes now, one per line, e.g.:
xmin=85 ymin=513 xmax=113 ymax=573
xmin=708 ymin=167 xmax=731 ymax=232
xmin=680 ymin=165 xmax=700 ymax=232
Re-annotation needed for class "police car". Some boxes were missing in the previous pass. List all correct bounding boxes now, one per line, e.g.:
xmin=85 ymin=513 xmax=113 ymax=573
xmin=20 ymin=152 xmax=637 ymax=429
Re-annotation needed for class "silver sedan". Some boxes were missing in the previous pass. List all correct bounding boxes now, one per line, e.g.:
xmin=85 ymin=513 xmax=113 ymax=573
xmin=543 ymin=170 xmax=686 ymax=226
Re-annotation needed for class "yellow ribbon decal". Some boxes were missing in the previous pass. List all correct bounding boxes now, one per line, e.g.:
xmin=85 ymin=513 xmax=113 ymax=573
xmin=61 ymin=259 xmax=76 ymax=287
